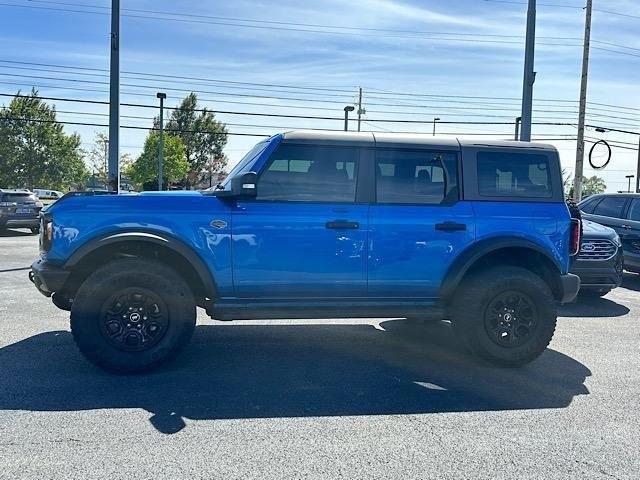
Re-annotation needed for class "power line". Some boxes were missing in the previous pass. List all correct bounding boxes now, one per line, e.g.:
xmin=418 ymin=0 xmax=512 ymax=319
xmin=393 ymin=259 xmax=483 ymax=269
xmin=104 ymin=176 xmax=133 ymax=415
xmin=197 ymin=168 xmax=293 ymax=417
xmin=0 ymin=1 xmax=582 ymax=45
xmin=20 ymin=0 xmax=585 ymax=40
xmin=482 ymin=0 xmax=640 ymax=20
xmin=2 ymin=0 xmax=638 ymax=58
xmin=2 ymin=76 xmax=638 ymax=128
xmin=2 ymin=91 xmax=638 ymax=135
xmin=2 ymin=59 xmax=639 ymax=116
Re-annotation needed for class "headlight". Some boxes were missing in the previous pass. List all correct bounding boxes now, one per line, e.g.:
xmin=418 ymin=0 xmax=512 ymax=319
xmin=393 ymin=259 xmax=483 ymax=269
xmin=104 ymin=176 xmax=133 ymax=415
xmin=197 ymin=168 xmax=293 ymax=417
xmin=613 ymin=234 xmax=622 ymax=247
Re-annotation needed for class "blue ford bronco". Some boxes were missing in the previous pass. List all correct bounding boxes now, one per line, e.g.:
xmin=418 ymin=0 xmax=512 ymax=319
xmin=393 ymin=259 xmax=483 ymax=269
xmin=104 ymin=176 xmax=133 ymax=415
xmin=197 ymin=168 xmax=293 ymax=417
xmin=30 ymin=131 xmax=581 ymax=372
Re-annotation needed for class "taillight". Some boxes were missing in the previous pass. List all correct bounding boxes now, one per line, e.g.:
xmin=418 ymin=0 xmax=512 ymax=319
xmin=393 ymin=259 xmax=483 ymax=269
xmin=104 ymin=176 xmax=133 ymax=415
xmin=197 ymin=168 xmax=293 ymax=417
xmin=569 ymin=219 xmax=581 ymax=256
xmin=40 ymin=218 xmax=53 ymax=252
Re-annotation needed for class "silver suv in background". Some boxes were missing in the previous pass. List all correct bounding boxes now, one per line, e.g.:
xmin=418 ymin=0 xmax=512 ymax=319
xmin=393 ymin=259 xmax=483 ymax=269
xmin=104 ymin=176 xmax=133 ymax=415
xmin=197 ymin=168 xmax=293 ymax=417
xmin=579 ymin=193 xmax=640 ymax=273
xmin=0 ymin=189 xmax=44 ymax=234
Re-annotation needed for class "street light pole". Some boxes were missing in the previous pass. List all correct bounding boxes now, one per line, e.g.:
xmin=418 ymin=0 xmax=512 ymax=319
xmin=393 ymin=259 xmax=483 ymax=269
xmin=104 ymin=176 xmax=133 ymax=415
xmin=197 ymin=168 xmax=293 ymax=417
xmin=343 ymin=106 xmax=354 ymax=131
xmin=520 ymin=0 xmax=536 ymax=142
xmin=157 ymin=92 xmax=167 ymax=191
xmin=626 ymin=175 xmax=635 ymax=193
xmin=432 ymin=117 xmax=440 ymax=136
xmin=107 ymin=0 xmax=120 ymax=192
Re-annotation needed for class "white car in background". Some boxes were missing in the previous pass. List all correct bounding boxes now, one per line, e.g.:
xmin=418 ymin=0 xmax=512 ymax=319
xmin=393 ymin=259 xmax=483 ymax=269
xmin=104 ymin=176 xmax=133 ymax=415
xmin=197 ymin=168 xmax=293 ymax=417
xmin=33 ymin=189 xmax=65 ymax=200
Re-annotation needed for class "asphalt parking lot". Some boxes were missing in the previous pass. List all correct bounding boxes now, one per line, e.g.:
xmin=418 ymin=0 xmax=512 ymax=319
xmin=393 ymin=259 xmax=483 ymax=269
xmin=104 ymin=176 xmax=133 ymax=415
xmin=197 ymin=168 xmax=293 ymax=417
xmin=0 ymin=230 xmax=638 ymax=480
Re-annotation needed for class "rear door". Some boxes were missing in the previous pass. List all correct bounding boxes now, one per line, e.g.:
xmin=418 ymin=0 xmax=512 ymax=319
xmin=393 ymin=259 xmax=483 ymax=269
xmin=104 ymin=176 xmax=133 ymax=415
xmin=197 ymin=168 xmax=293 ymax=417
xmin=367 ymin=147 xmax=475 ymax=299
xmin=585 ymin=195 xmax=630 ymax=236
xmin=620 ymin=198 xmax=640 ymax=261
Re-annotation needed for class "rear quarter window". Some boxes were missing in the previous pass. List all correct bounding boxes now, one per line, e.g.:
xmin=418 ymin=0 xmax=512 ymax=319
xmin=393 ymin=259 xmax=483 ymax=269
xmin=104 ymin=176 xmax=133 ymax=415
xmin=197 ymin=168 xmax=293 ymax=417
xmin=477 ymin=151 xmax=552 ymax=198
xmin=1 ymin=193 xmax=37 ymax=203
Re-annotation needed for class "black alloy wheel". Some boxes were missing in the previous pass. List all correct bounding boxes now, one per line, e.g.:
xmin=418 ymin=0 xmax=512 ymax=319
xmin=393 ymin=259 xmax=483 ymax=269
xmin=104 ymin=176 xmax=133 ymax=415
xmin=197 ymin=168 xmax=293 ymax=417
xmin=99 ymin=288 xmax=170 ymax=352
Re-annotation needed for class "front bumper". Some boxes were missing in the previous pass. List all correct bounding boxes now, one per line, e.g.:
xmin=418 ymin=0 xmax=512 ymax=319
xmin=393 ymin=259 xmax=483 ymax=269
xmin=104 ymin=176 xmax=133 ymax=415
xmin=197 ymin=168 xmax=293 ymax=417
xmin=570 ymin=249 xmax=624 ymax=292
xmin=29 ymin=259 xmax=70 ymax=297
xmin=559 ymin=273 xmax=581 ymax=304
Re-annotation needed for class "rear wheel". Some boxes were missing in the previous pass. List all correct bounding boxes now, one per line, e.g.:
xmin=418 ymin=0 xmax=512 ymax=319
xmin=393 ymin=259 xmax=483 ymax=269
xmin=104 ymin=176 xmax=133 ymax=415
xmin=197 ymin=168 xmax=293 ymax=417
xmin=450 ymin=266 xmax=557 ymax=367
xmin=70 ymin=258 xmax=196 ymax=373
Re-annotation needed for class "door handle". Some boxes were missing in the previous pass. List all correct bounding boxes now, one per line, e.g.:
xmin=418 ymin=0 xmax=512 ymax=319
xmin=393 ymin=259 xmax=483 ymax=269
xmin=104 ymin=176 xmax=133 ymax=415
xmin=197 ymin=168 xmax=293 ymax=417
xmin=621 ymin=224 xmax=631 ymax=229
xmin=435 ymin=221 xmax=467 ymax=232
xmin=325 ymin=219 xmax=360 ymax=229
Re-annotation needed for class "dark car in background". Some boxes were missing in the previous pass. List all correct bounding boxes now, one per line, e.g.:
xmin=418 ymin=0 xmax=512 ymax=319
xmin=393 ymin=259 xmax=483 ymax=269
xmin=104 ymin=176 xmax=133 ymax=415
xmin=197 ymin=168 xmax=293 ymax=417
xmin=0 ymin=189 xmax=43 ymax=234
xmin=571 ymin=219 xmax=623 ymax=297
xmin=579 ymin=193 xmax=640 ymax=273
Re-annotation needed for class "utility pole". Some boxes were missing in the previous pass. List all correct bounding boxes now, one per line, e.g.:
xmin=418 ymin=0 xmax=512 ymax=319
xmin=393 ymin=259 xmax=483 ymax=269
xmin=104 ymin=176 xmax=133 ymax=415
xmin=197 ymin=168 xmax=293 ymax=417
xmin=103 ymin=138 xmax=109 ymax=186
xmin=156 ymin=92 xmax=166 ymax=190
xmin=107 ymin=0 xmax=120 ymax=192
xmin=573 ymin=0 xmax=593 ymax=202
xmin=636 ymin=135 xmax=640 ymax=192
xmin=357 ymin=87 xmax=363 ymax=132
xmin=520 ymin=0 xmax=536 ymax=142
xmin=514 ymin=117 xmax=522 ymax=141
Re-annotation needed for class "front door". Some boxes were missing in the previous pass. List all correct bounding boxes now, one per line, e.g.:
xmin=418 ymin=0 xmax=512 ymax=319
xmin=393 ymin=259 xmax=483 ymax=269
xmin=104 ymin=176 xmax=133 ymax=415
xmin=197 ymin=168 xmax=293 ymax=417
xmin=232 ymin=143 xmax=368 ymax=298
xmin=586 ymin=195 xmax=630 ymax=237
xmin=368 ymin=147 xmax=475 ymax=298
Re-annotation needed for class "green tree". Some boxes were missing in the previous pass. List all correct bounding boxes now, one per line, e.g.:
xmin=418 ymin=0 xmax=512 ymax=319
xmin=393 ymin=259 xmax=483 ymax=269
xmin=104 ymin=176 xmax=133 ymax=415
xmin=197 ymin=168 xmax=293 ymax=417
xmin=127 ymin=131 xmax=188 ymax=190
xmin=84 ymin=132 xmax=133 ymax=189
xmin=582 ymin=175 xmax=607 ymax=196
xmin=0 ymin=90 xmax=88 ymax=190
xmin=163 ymin=93 xmax=228 ymax=188
xmin=567 ymin=175 xmax=606 ymax=198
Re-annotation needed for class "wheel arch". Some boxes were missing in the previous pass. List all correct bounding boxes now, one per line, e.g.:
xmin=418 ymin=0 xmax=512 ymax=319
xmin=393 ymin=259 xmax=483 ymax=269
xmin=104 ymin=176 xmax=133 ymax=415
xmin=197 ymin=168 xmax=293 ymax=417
xmin=62 ymin=231 xmax=217 ymax=309
xmin=440 ymin=237 xmax=564 ymax=302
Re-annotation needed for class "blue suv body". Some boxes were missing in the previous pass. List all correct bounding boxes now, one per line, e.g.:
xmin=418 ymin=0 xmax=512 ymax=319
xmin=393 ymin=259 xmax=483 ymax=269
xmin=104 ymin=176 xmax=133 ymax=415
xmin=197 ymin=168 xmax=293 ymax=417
xmin=31 ymin=131 xmax=580 ymax=372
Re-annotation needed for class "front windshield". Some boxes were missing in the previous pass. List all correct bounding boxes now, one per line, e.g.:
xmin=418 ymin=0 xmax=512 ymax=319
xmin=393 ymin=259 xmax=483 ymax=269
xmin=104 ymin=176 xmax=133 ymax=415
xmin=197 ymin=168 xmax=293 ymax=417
xmin=217 ymin=140 xmax=269 ymax=190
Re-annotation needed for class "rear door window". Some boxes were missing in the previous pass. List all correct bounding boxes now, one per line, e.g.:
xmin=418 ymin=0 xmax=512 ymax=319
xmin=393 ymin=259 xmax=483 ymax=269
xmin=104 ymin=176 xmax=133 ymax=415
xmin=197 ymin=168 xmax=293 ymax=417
xmin=477 ymin=152 xmax=552 ymax=198
xmin=579 ymin=197 xmax=602 ymax=214
xmin=626 ymin=199 xmax=640 ymax=221
xmin=592 ymin=196 xmax=627 ymax=218
xmin=1 ymin=193 xmax=37 ymax=203
xmin=375 ymin=149 xmax=458 ymax=204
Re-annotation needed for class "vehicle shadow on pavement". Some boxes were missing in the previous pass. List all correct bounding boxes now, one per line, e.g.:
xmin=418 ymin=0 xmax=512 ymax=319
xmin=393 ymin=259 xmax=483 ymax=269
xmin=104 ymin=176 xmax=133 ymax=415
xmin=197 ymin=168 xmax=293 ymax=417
xmin=621 ymin=272 xmax=640 ymax=293
xmin=0 ymin=320 xmax=591 ymax=434
xmin=559 ymin=297 xmax=630 ymax=318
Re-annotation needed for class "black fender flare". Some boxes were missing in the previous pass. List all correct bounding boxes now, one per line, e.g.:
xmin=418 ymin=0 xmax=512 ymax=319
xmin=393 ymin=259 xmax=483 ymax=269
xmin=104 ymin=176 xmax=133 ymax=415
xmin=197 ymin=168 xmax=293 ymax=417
xmin=439 ymin=236 xmax=562 ymax=300
xmin=64 ymin=230 xmax=218 ymax=298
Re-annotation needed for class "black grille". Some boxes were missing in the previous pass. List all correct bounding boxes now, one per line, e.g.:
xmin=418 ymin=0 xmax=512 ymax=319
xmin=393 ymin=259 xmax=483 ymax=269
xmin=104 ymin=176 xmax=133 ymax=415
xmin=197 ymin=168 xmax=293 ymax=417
xmin=578 ymin=239 xmax=617 ymax=261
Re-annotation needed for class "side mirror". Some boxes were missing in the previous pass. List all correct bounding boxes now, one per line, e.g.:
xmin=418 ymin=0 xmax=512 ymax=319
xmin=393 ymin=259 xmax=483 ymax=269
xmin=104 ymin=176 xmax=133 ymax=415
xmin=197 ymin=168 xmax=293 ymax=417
xmin=231 ymin=171 xmax=258 ymax=198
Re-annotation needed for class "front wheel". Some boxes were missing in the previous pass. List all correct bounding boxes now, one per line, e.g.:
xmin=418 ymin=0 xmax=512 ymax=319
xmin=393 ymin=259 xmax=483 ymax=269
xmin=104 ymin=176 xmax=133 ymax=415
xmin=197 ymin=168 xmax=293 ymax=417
xmin=70 ymin=258 xmax=196 ymax=373
xmin=450 ymin=266 xmax=557 ymax=367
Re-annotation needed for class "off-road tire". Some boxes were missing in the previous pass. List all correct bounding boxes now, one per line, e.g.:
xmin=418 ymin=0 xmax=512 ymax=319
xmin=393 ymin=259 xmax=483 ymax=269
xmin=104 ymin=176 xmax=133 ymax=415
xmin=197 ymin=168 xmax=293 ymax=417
xmin=70 ymin=258 xmax=196 ymax=373
xmin=450 ymin=266 xmax=557 ymax=367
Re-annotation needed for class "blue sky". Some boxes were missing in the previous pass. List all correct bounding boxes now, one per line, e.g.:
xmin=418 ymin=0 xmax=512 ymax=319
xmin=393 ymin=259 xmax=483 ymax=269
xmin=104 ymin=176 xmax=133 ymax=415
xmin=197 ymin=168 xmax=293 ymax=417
xmin=0 ymin=0 xmax=638 ymax=190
